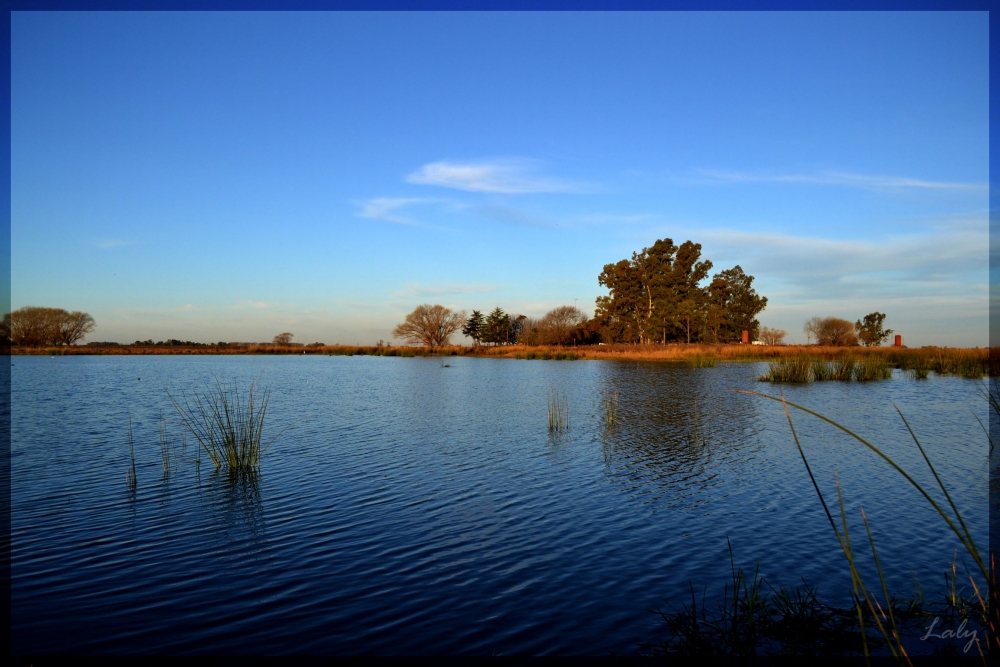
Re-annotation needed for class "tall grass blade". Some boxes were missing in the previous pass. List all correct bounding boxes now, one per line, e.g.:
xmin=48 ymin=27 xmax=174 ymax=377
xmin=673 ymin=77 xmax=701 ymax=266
xmin=736 ymin=390 xmax=986 ymax=581
xmin=547 ymin=389 xmax=569 ymax=432
xmin=125 ymin=411 xmax=136 ymax=492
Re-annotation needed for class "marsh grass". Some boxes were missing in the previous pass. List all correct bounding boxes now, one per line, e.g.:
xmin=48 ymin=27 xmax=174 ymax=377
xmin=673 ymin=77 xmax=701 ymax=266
xmin=547 ymin=389 xmax=569 ymax=432
xmin=689 ymin=354 xmax=717 ymax=368
xmin=853 ymin=356 xmax=892 ymax=382
xmin=603 ymin=389 xmax=620 ymax=429
xmin=645 ymin=541 xmax=868 ymax=657
xmin=736 ymin=389 xmax=993 ymax=659
xmin=811 ymin=360 xmax=832 ymax=381
xmin=168 ymin=375 xmax=286 ymax=473
xmin=759 ymin=359 xmax=812 ymax=383
xmin=830 ymin=357 xmax=856 ymax=382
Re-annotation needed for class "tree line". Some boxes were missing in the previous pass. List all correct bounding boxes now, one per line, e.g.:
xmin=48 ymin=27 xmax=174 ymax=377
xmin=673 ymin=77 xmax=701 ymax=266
xmin=804 ymin=313 xmax=893 ymax=347
xmin=596 ymin=238 xmax=767 ymax=344
xmin=392 ymin=237 xmax=771 ymax=348
xmin=2 ymin=306 xmax=96 ymax=346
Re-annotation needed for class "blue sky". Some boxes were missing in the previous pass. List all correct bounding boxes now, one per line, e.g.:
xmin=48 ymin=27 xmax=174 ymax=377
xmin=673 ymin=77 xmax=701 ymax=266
xmin=11 ymin=11 xmax=989 ymax=346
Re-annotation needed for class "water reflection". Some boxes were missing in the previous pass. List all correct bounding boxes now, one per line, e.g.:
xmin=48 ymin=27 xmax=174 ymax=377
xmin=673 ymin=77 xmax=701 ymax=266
xmin=200 ymin=469 xmax=270 ymax=563
xmin=598 ymin=363 xmax=766 ymax=508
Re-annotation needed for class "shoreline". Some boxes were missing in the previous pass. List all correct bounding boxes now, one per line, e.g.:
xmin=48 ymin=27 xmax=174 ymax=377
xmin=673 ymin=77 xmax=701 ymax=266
xmin=10 ymin=342 xmax=995 ymax=368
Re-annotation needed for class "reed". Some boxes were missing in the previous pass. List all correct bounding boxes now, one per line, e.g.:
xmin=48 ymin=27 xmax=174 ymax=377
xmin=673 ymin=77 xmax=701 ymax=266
xmin=737 ymin=389 xmax=993 ymax=659
xmin=690 ymin=354 xmax=717 ymax=368
xmin=829 ymin=357 xmax=856 ymax=381
xmin=547 ymin=389 xmax=569 ymax=432
xmin=758 ymin=359 xmax=812 ymax=383
xmin=811 ymin=360 xmax=832 ymax=381
xmin=646 ymin=541 xmax=867 ymax=657
xmin=158 ymin=412 xmax=174 ymax=477
xmin=853 ymin=356 xmax=892 ymax=382
xmin=125 ymin=412 xmax=136 ymax=492
xmin=603 ymin=389 xmax=620 ymax=429
xmin=168 ymin=375 xmax=285 ymax=473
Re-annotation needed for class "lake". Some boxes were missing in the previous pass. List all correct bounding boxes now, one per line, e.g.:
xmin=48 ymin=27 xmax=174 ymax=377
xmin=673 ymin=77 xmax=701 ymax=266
xmin=10 ymin=355 xmax=993 ymax=655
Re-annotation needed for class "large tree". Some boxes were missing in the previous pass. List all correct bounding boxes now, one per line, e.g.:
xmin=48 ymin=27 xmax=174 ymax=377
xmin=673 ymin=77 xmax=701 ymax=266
xmin=658 ymin=241 xmax=712 ymax=344
xmin=598 ymin=242 xmax=765 ymax=345
xmin=855 ymin=312 xmax=893 ymax=347
xmin=705 ymin=265 xmax=767 ymax=343
xmin=4 ymin=307 xmax=96 ymax=346
xmin=596 ymin=238 xmax=679 ymax=344
xmin=595 ymin=259 xmax=642 ymax=343
xmin=392 ymin=304 xmax=466 ymax=349
xmin=816 ymin=318 xmax=858 ymax=346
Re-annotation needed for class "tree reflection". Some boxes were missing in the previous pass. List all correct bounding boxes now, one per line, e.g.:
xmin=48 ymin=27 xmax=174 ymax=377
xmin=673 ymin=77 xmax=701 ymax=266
xmin=598 ymin=363 xmax=765 ymax=509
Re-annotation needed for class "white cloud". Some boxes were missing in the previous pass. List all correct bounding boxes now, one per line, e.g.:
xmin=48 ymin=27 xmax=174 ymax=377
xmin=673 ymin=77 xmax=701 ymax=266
xmin=406 ymin=158 xmax=594 ymax=194
xmin=701 ymin=226 xmax=983 ymax=281
xmin=693 ymin=169 xmax=986 ymax=192
xmin=357 ymin=197 xmax=432 ymax=225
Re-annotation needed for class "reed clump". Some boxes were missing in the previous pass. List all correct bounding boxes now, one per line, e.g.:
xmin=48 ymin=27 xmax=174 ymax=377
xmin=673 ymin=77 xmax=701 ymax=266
xmin=603 ymin=389 xmax=620 ymax=429
xmin=547 ymin=389 xmax=569 ymax=432
xmin=169 ymin=376 xmax=283 ymax=473
xmin=829 ymin=357 xmax=856 ymax=381
xmin=758 ymin=359 xmax=812 ymax=383
xmin=811 ymin=360 xmax=832 ymax=381
xmin=690 ymin=354 xmax=717 ymax=368
xmin=853 ymin=356 xmax=892 ymax=382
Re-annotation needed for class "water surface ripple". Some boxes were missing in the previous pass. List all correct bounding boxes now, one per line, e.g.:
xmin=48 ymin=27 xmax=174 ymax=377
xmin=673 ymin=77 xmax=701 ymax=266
xmin=11 ymin=355 xmax=990 ymax=654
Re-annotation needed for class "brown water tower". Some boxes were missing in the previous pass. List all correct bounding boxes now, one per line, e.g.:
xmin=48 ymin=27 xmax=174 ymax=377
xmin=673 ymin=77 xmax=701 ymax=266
xmin=894 ymin=334 xmax=902 ymax=347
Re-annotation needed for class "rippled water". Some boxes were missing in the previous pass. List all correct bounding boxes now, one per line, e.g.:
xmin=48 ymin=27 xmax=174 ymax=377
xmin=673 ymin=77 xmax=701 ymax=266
xmin=11 ymin=355 xmax=992 ymax=654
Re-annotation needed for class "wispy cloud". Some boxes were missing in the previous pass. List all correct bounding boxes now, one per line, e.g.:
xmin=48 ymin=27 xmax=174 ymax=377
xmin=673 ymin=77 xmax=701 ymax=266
xmin=407 ymin=158 xmax=594 ymax=194
xmin=116 ymin=303 xmax=209 ymax=317
xmin=357 ymin=197 xmax=434 ymax=225
xmin=390 ymin=282 xmax=499 ymax=299
xmin=691 ymin=226 xmax=987 ymax=301
xmin=694 ymin=169 xmax=987 ymax=192
xmin=232 ymin=300 xmax=286 ymax=310
xmin=94 ymin=239 xmax=130 ymax=249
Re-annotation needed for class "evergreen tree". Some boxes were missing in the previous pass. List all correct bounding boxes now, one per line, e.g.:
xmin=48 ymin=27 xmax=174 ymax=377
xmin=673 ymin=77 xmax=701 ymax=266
xmin=462 ymin=310 xmax=485 ymax=345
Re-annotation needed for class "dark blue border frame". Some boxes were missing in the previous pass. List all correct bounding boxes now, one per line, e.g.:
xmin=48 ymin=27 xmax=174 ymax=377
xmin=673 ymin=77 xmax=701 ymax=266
xmin=2 ymin=2 xmax=996 ymax=658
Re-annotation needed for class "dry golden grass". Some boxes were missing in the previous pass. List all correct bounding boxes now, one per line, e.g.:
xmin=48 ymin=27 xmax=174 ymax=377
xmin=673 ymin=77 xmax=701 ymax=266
xmin=13 ymin=342 xmax=995 ymax=376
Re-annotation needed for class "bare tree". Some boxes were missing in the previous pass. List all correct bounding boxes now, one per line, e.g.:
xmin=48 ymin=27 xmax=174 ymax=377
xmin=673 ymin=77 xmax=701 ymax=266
xmin=538 ymin=306 xmax=587 ymax=345
xmin=758 ymin=327 xmax=787 ymax=346
xmin=273 ymin=332 xmax=294 ymax=345
xmin=56 ymin=311 xmax=96 ymax=346
xmin=393 ymin=305 xmax=466 ymax=349
xmin=816 ymin=318 xmax=858 ymax=346
xmin=5 ymin=307 xmax=96 ymax=346
xmin=803 ymin=317 xmax=822 ymax=345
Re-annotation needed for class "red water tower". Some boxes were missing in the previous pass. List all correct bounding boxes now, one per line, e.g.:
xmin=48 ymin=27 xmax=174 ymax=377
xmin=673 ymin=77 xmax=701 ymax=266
xmin=894 ymin=335 xmax=902 ymax=347
xmin=742 ymin=330 xmax=749 ymax=344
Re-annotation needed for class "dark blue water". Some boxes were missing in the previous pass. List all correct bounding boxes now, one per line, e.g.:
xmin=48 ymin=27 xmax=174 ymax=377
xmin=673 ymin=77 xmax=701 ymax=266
xmin=10 ymin=355 xmax=991 ymax=655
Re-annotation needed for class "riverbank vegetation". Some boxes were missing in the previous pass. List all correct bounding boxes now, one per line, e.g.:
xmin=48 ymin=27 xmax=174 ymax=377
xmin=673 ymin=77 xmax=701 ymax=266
xmin=14 ymin=341 xmax=997 ymax=376
xmin=669 ymin=389 xmax=997 ymax=659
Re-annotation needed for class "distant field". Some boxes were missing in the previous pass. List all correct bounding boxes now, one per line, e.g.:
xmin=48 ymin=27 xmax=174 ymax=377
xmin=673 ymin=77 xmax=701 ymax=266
xmin=11 ymin=342 xmax=996 ymax=376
